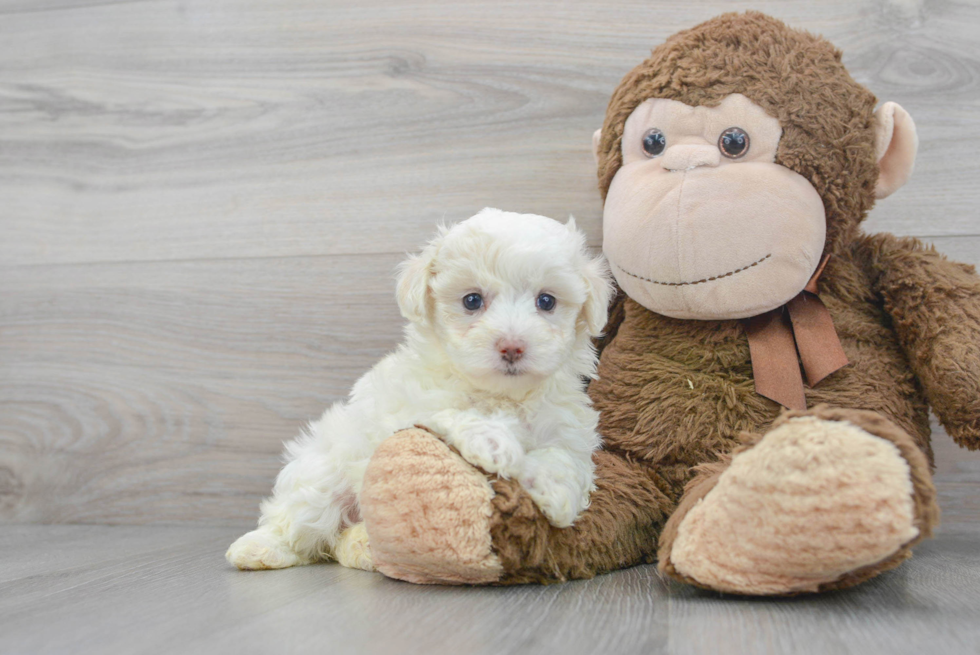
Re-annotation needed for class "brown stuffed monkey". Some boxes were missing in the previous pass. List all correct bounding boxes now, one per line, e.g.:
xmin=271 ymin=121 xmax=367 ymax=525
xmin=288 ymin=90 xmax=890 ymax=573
xmin=357 ymin=11 xmax=980 ymax=595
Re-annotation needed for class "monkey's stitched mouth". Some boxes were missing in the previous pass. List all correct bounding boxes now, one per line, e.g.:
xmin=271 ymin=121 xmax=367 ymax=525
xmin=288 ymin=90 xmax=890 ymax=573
xmin=614 ymin=253 xmax=772 ymax=287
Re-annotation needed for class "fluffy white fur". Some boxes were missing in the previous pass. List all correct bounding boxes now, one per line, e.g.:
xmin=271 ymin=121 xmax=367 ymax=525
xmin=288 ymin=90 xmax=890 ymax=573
xmin=226 ymin=208 xmax=613 ymax=571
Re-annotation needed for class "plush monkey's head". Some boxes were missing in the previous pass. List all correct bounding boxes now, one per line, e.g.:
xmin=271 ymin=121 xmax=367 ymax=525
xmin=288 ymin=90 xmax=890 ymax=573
xmin=594 ymin=12 xmax=918 ymax=320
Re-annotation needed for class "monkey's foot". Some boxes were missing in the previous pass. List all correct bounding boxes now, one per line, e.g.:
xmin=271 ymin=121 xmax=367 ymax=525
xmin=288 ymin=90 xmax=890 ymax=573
xmin=659 ymin=406 xmax=938 ymax=595
xmin=360 ymin=428 xmax=503 ymax=584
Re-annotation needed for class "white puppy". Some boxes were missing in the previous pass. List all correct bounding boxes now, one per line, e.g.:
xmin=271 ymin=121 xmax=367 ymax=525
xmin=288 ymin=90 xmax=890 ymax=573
xmin=227 ymin=208 xmax=612 ymax=571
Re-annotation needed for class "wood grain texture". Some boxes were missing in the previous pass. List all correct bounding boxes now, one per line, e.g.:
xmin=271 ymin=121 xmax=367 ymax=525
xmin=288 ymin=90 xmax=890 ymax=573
xmin=1 ymin=0 xmax=980 ymax=526
xmin=0 ymin=521 xmax=978 ymax=655
xmin=0 ymin=254 xmax=406 ymax=523
xmin=1 ymin=0 xmax=979 ymax=267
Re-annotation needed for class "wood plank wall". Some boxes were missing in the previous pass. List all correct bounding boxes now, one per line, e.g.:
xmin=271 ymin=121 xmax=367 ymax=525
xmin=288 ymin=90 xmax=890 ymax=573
xmin=2 ymin=0 xmax=979 ymax=526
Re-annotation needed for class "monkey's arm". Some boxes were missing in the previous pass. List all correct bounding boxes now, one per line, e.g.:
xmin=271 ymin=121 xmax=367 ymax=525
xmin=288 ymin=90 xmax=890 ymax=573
xmin=860 ymin=232 xmax=980 ymax=450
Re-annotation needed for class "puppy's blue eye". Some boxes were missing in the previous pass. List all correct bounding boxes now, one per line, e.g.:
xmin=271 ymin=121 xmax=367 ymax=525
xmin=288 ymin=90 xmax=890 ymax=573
xmin=462 ymin=293 xmax=484 ymax=311
xmin=536 ymin=293 xmax=556 ymax=312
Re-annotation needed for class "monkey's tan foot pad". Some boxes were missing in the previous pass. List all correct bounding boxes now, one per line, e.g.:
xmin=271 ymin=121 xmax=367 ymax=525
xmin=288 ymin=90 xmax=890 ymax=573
xmin=663 ymin=414 xmax=930 ymax=595
xmin=361 ymin=428 xmax=503 ymax=585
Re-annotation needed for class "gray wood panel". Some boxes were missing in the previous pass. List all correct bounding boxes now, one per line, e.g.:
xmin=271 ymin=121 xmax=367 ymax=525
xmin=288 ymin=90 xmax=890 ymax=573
xmin=2 ymin=0 xmax=980 ymax=527
xmin=0 ymin=521 xmax=978 ymax=655
xmin=1 ymin=0 xmax=979 ymax=268
xmin=3 ymin=244 xmax=979 ymax=525
xmin=0 ymin=254 xmax=405 ymax=524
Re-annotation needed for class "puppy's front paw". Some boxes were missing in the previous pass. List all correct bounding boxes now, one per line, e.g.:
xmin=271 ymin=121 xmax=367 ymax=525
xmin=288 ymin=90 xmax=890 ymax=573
xmin=226 ymin=528 xmax=303 ymax=570
xmin=521 ymin=452 xmax=594 ymax=528
xmin=429 ymin=410 xmax=525 ymax=478
xmin=335 ymin=523 xmax=376 ymax=572
xmin=457 ymin=423 xmax=525 ymax=479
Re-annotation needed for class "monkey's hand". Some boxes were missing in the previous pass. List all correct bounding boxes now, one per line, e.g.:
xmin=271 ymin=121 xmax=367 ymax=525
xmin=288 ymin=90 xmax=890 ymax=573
xmin=862 ymin=232 xmax=980 ymax=450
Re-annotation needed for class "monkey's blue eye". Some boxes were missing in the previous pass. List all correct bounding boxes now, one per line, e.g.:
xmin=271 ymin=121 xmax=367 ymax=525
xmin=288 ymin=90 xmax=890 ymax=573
xmin=642 ymin=129 xmax=666 ymax=157
xmin=462 ymin=293 xmax=484 ymax=311
xmin=536 ymin=293 xmax=556 ymax=312
xmin=719 ymin=127 xmax=749 ymax=159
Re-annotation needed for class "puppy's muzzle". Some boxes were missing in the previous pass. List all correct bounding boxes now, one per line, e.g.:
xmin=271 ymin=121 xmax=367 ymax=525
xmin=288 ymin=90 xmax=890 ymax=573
xmin=497 ymin=339 xmax=526 ymax=364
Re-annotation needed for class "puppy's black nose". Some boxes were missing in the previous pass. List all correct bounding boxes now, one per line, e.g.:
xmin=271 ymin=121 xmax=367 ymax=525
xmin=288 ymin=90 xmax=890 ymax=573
xmin=497 ymin=340 xmax=526 ymax=364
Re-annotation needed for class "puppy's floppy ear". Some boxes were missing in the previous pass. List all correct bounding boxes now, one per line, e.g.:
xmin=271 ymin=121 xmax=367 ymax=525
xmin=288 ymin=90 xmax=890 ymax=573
xmin=396 ymin=231 xmax=443 ymax=324
xmin=566 ymin=216 xmax=613 ymax=337
xmin=580 ymin=255 xmax=613 ymax=337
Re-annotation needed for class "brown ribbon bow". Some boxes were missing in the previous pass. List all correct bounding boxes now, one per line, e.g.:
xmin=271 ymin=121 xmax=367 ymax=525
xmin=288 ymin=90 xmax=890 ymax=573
xmin=740 ymin=255 xmax=849 ymax=410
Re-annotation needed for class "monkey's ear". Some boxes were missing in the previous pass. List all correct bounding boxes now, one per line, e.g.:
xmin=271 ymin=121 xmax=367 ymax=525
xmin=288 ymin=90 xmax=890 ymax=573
xmin=396 ymin=234 xmax=442 ymax=324
xmin=874 ymin=102 xmax=918 ymax=199
xmin=592 ymin=128 xmax=602 ymax=167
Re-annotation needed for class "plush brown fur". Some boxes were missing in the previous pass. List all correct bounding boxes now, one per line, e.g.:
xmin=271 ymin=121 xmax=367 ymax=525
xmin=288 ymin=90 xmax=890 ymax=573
xmin=490 ymin=232 xmax=946 ymax=585
xmin=860 ymin=234 xmax=980 ymax=450
xmin=596 ymin=11 xmax=879 ymax=257
xmin=489 ymin=450 xmax=670 ymax=584
xmin=483 ymin=12 xmax=976 ymax=589
xmin=360 ymin=12 xmax=980 ymax=593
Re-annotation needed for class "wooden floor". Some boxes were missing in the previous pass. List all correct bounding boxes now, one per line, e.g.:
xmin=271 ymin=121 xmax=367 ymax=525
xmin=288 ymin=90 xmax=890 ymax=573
xmin=2 ymin=511 xmax=979 ymax=655
xmin=2 ymin=432 xmax=977 ymax=654
xmin=3 ymin=0 xmax=980 ymax=652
